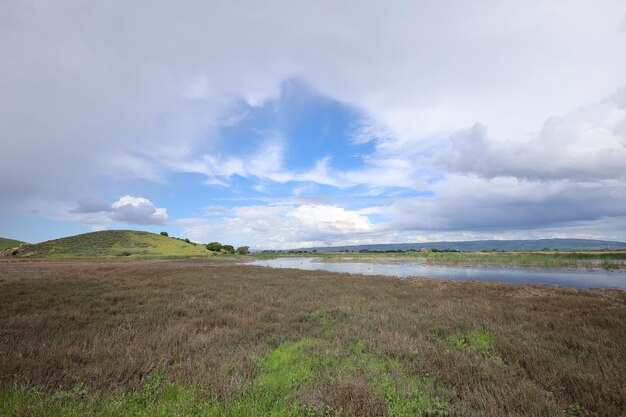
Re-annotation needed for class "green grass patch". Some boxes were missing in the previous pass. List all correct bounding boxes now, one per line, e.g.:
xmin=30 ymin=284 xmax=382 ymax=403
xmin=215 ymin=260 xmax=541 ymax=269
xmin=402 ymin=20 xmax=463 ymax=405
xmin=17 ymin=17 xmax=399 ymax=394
xmin=240 ymin=339 xmax=449 ymax=416
xmin=0 ymin=373 xmax=221 ymax=417
xmin=229 ymin=339 xmax=317 ymax=416
xmin=444 ymin=330 xmax=493 ymax=358
xmin=0 ymin=237 xmax=24 ymax=250
xmin=0 ymin=340 xmax=448 ymax=416
xmin=339 ymin=342 xmax=448 ymax=416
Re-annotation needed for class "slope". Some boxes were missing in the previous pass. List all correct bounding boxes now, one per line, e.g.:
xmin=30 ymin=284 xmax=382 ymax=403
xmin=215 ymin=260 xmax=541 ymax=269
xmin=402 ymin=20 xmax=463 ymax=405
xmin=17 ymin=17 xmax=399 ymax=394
xmin=16 ymin=230 xmax=211 ymax=258
xmin=0 ymin=237 xmax=25 ymax=251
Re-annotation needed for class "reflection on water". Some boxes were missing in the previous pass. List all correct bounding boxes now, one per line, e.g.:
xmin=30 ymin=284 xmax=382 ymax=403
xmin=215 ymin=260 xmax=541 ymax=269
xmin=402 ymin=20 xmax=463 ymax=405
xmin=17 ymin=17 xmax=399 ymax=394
xmin=246 ymin=257 xmax=626 ymax=290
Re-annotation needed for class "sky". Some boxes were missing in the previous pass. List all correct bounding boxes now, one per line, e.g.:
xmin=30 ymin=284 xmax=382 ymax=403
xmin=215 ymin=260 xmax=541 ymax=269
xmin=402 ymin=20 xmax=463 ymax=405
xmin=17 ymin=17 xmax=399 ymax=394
xmin=1 ymin=0 xmax=626 ymax=249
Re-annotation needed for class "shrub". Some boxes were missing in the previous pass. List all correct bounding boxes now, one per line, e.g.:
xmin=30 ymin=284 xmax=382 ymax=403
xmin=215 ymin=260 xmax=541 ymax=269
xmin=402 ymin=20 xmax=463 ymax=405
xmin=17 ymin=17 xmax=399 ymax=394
xmin=206 ymin=242 xmax=223 ymax=252
xmin=236 ymin=246 xmax=250 ymax=255
xmin=222 ymin=245 xmax=235 ymax=254
xmin=159 ymin=231 xmax=169 ymax=237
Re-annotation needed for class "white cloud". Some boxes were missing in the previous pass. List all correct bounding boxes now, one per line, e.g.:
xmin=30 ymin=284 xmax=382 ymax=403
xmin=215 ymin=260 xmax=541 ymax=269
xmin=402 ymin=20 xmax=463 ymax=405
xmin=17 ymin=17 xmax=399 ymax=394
xmin=2 ymin=1 xmax=626 ymax=245
xmin=110 ymin=196 xmax=169 ymax=225
xmin=2 ymin=0 xmax=626 ymax=211
xmin=26 ymin=196 xmax=169 ymax=231
xmin=64 ymin=195 xmax=169 ymax=226
xmin=288 ymin=205 xmax=372 ymax=234
xmin=177 ymin=175 xmax=626 ymax=246
xmin=436 ymin=90 xmax=626 ymax=181
xmin=178 ymin=204 xmax=376 ymax=249
xmin=203 ymin=205 xmax=232 ymax=216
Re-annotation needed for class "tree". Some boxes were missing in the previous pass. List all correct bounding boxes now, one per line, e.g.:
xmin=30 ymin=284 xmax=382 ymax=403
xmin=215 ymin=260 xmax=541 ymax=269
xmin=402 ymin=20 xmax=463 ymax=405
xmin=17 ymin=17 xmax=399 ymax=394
xmin=206 ymin=242 xmax=222 ymax=252
xmin=160 ymin=231 xmax=169 ymax=237
xmin=236 ymin=246 xmax=249 ymax=255
xmin=222 ymin=244 xmax=235 ymax=254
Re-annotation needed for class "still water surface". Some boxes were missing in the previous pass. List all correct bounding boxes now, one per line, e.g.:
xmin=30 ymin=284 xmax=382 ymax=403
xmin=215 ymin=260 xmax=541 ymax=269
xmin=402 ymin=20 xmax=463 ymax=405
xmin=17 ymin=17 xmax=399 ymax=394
xmin=247 ymin=257 xmax=626 ymax=290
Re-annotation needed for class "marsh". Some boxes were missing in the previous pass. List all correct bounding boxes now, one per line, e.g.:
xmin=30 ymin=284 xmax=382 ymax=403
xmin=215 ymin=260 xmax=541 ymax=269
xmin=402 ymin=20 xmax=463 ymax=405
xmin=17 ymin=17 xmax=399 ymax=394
xmin=248 ymin=257 xmax=626 ymax=289
xmin=1 ymin=259 xmax=624 ymax=416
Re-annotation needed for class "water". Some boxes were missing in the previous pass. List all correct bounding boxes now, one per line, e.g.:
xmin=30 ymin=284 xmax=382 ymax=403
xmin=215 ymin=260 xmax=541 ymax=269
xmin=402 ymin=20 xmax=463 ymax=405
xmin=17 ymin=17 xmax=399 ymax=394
xmin=246 ymin=257 xmax=626 ymax=290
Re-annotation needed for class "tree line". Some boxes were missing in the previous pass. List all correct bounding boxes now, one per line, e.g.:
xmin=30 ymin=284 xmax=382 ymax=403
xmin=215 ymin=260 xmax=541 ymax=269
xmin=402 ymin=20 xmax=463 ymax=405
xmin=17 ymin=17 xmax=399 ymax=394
xmin=206 ymin=241 xmax=249 ymax=255
xmin=160 ymin=232 xmax=249 ymax=254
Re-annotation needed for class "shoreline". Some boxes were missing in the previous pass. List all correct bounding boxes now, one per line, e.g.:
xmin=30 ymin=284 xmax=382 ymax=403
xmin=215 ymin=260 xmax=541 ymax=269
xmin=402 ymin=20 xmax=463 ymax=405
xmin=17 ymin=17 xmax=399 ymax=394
xmin=309 ymin=255 xmax=626 ymax=270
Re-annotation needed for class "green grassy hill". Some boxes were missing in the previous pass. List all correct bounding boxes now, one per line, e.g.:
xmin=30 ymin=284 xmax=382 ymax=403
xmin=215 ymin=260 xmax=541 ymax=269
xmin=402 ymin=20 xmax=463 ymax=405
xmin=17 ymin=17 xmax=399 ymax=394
xmin=17 ymin=230 xmax=213 ymax=258
xmin=0 ymin=237 xmax=25 ymax=251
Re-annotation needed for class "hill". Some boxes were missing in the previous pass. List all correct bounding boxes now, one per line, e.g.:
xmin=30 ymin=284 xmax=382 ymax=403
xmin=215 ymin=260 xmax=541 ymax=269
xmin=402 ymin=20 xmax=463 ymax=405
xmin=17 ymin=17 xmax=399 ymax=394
xmin=0 ymin=237 xmax=25 ymax=251
xmin=300 ymin=238 xmax=626 ymax=253
xmin=15 ymin=230 xmax=212 ymax=258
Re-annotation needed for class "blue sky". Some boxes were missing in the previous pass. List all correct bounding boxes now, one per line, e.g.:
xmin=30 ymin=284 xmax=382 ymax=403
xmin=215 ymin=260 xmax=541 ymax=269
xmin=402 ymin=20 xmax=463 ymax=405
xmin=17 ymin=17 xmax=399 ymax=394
xmin=2 ymin=1 xmax=626 ymax=248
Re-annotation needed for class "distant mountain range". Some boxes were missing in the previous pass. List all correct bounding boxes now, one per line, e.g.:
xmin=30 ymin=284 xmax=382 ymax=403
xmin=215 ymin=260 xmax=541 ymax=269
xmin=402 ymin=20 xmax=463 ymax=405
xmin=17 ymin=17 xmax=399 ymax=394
xmin=297 ymin=239 xmax=626 ymax=252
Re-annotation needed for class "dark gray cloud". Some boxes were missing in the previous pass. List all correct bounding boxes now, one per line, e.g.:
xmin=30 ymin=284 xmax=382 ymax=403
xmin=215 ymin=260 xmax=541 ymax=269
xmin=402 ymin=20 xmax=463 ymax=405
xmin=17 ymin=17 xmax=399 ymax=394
xmin=383 ymin=177 xmax=626 ymax=233
xmin=71 ymin=198 xmax=112 ymax=214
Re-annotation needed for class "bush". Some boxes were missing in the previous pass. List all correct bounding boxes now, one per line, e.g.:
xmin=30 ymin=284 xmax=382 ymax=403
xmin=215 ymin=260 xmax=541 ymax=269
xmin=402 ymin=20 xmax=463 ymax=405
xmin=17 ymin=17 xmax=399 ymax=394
xmin=222 ymin=245 xmax=235 ymax=254
xmin=236 ymin=246 xmax=250 ymax=255
xmin=159 ymin=231 xmax=169 ymax=237
xmin=206 ymin=242 xmax=222 ymax=252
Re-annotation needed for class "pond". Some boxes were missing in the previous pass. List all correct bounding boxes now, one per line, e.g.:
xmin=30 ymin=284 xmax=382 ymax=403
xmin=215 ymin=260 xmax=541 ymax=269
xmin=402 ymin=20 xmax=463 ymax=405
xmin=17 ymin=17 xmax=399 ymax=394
xmin=246 ymin=257 xmax=626 ymax=290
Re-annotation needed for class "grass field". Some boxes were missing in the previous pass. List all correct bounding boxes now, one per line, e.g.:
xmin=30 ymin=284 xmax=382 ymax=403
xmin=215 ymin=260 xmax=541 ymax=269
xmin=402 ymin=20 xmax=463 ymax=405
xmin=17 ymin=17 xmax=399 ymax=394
xmin=0 ymin=259 xmax=624 ymax=416
xmin=16 ymin=230 xmax=216 ymax=258
xmin=0 ymin=237 xmax=24 ymax=251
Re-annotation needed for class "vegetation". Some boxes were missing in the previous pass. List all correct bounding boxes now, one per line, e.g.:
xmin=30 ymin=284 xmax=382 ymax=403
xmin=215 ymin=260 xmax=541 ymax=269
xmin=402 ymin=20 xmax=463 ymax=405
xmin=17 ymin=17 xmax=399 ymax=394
xmin=205 ymin=242 xmax=242 ymax=254
xmin=14 ymin=230 xmax=212 ymax=258
xmin=206 ymin=242 xmax=223 ymax=252
xmin=0 ymin=237 xmax=24 ymax=251
xmin=236 ymin=246 xmax=250 ymax=255
xmin=304 ymin=250 xmax=626 ymax=269
xmin=302 ymin=238 xmax=626 ymax=253
xmin=3 ymin=231 xmax=244 ymax=259
xmin=0 ymin=259 xmax=624 ymax=416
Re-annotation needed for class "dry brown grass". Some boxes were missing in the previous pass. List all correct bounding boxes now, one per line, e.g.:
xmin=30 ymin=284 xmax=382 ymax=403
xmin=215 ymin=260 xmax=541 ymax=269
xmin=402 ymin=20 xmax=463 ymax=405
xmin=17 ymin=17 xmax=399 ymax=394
xmin=0 ymin=259 xmax=625 ymax=416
